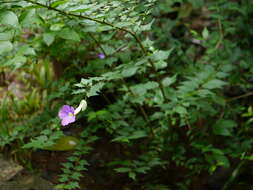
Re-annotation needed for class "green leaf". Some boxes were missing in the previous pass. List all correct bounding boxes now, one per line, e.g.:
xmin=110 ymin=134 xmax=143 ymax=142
xmin=23 ymin=135 xmax=48 ymax=149
xmin=68 ymin=156 xmax=78 ymax=162
xmin=144 ymin=81 xmax=159 ymax=89
xmin=214 ymin=154 xmax=230 ymax=168
xmin=213 ymin=119 xmax=236 ymax=136
xmin=62 ymin=162 xmax=73 ymax=169
xmin=115 ymin=22 xmax=133 ymax=28
xmin=162 ymin=75 xmax=177 ymax=86
xmin=153 ymin=49 xmax=173 ymax=61
xmin=22 ymin=131 xmax=63 ymax=149
xmin=0 ymin=11 xmax=19 ymax=27
xmin=75 ymin=165 xmax=87 ymax=171
xmin=0 ymin=32 xmax=13 ymax=41
xmin=174 ymin=106 xmax=187 ymax=115
xmin=189 ymin=0 xmax=204 ymax=8
xmin=198 ymin=89 xmax=214 ymax=97
xmin=135 ymin=167 xmax=149 ymax=173
xmin=71 ymin=172 xmax=82 ymax=180
xmin=121 ymin=66 xmax=138 ymax=77
xmin=155 ymin=60 xmax=167 ymax=70
xmin=114 ymin=167 xmax=131 ymax=173
xmin=3 ymin=55 xmax=27 ymax=69
xmin=68 ymin=3 xmax=101 ymax=13
xmin=58 ymin=174 xmax=69 ymax=182
xmin=129 ymin=172 xmax=136 ymax=180
xmin=87 ymin=82 xmax=104 ymax=97
xmin=58 ymin=28 xmax=80 ymax=41
xmin=112 ymin=136 xmax=129 ymax=143
xmin=18 ymin=45 xmax=36 ymax=56
xmin=51 ymin=0 xmax=69 ymax=8
xmin=79 ymin=159 xmax=89 ymax=166
xmin=68 ymin=181 xmax=80 ymax=189
xmin=0 ymin=41 xmax=13 ymax=54
xmin=131 ymin=81 xmax=158 ymax=96
xmin=101 ymin=44 xmax=115 ymax=55
xmin=50 ymin=23 xmax=65 ymax=31
xmin=43 ymin=33 xmax=55 ymax=46
xmin=203 ymin=79 xmax=226 ymax=89
xmin=128 ymin=130 xmax=147 ymax=140
xmin=139 ymin=20 xmax=154 ymax=31
xmin=202 ymin=27 xmax=209 ymax=40
xmin=244 ymin=155 xmax=253 ymax=160
xmin=19 ymin=9 xmax=37 ymax=26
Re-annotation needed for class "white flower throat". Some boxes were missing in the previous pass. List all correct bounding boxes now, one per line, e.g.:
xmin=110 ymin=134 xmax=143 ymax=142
xmin=74 ymin=100 xmax=87 ymax=115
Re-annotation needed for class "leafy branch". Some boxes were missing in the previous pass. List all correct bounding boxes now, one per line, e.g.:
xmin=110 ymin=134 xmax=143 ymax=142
xmin=87 ymin=33 xmax=154 ymax=136
xmin=23 ymin=0 xmax=167 ymax=101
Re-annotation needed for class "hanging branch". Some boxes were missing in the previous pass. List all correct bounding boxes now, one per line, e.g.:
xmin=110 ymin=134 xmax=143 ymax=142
xmin=23 ymin=0 xmax=167 ymax=101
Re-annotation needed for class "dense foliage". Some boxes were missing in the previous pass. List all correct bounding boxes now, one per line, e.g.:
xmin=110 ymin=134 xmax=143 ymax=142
xmin=1 ymin=0 xmax=253 ymax=189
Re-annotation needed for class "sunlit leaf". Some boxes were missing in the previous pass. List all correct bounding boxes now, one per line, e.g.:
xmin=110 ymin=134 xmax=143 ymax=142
xmin=0 ymin=32 xmax=13 ymax=41
xmin=0 ymin=41 xmax=13 ymax=54
xmin=203 ymin=79 xmax=226 ymax=89
xmin=0 ymin=11 xmax=18 ymax=27
xmin=43 ymin=33 xmax=55 ymax=46
xmin=58 ymin=28 xmax=80 ymax=42
xmin=121 ymin=66 xmax=138 ymax=77
xmin=114 ymin=167 xmax=131 ymax=173
xmin=51 ymin=0 xmax=69 ymax=8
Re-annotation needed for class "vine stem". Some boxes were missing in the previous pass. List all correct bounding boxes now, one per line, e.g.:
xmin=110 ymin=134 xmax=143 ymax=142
xmin=23 ymin=0 xmax=167 ymax=101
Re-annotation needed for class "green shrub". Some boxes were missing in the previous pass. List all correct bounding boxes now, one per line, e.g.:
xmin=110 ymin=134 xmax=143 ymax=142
xmin=1 ymin=0 xmax=253 ymax=189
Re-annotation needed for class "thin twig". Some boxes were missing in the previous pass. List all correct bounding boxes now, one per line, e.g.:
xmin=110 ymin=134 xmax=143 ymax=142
xmin=215 ymin=17 xmax=223 ymax=49
xmin=226 ymin=91 xmax=253 ymax=102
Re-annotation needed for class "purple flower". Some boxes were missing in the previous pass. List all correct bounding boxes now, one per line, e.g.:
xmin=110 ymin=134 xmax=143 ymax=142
xmin=97 ymin=53 xmax=105 ymax=59
xmin=58 ymin=105 xmax=76 ymax=126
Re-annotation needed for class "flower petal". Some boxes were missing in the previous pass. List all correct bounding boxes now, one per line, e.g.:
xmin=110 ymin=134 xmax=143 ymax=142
xmin=68 ymin=105 xmax=75 ymax=114
xmin=58 ymin=106 xmax=68 ymax=119
xmin=61 ymin=115 xmax=76 ymax=126
xmin=58 ymin=105 xmax=75 ymax=119
xmin=98 ymin=53 xmax=105 ymax=59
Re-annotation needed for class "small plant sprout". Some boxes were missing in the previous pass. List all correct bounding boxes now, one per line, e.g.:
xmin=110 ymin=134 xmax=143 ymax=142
xmin=58 ymin=100 xmax=87 ymax=126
